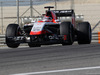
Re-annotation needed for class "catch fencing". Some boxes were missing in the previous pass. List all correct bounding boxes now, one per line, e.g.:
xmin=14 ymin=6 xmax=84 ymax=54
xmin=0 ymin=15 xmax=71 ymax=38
xmin=0 ymin=0 xmax=100 ymax=34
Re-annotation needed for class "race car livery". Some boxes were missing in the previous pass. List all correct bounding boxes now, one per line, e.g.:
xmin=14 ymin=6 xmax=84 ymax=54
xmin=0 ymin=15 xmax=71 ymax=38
xmin=6 ymin=6 xmax=91 ymax=48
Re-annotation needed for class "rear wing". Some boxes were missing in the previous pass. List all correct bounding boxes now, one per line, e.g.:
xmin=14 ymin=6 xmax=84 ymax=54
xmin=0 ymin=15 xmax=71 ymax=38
xmin=52 ymin=10 xmax=74 ymax=17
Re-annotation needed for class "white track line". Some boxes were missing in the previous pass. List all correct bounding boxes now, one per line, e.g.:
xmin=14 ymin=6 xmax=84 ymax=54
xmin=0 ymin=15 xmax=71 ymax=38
xmin=11 ymin=66 xmax=100 ymax=75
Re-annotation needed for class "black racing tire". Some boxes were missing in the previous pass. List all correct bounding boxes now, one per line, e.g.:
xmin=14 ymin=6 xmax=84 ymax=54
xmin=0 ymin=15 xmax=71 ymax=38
xmin=77 ymin=22 xmax=91 ymax=44
xmin=6 ymin=24 xmax=20 ymax=48
xmin=28 ymin=43 xmax=41 ymax=47
xmin=60 ymin=22 xmax=74 ymax=45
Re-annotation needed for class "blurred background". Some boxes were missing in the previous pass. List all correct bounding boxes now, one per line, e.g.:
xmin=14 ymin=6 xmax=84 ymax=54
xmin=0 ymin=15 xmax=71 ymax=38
xmin=0 ymin=0 xmax=100 ymax=34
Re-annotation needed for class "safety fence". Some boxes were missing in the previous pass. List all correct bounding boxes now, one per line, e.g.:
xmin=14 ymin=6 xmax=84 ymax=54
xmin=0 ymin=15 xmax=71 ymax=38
xmin=0 ymin=32 xmax=100 ymax=44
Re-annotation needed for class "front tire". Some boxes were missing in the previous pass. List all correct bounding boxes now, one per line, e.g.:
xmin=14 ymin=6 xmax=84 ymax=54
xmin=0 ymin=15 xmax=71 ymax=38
xmin=60 ymin=22 xmax=74 ymax=45
xmin=6 ymin=24 xmax=20 ymax=48
xmin=77 ymin=22 xmax=91 ymax=44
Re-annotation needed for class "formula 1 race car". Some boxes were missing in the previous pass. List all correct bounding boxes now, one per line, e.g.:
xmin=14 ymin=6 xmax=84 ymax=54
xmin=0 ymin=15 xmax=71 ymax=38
xmin=6 ymin=6 xmax=91 ymax=48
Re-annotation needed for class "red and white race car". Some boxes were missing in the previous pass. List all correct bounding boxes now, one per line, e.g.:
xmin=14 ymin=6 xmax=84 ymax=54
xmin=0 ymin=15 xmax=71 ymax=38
xmin=6 ymin=6 xmax=91 ymax=48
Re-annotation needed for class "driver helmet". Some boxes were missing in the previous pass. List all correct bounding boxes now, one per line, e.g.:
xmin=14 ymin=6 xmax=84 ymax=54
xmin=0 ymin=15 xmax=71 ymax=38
xmin=43 ymin=16 xmax=52 ymax=22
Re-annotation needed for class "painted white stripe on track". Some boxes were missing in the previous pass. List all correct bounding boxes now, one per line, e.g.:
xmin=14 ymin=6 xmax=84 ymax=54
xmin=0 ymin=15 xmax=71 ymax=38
xmin=11 ymin=66 xmax=100 ymax=75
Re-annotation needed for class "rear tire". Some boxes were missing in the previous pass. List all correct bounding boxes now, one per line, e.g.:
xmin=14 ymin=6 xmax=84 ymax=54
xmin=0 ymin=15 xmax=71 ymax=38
xmin=60 ymin=22 xmax=74 ymax=45
xmin=6 ymin=24 xmax=20 ymax=48
xmin=77 ymin=22 xmax=91 ymax=44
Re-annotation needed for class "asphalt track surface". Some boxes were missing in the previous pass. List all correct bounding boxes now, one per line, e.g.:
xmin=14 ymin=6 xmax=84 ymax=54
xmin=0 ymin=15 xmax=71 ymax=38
xmin=0 ymin=43 xmax=100 ymax=75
